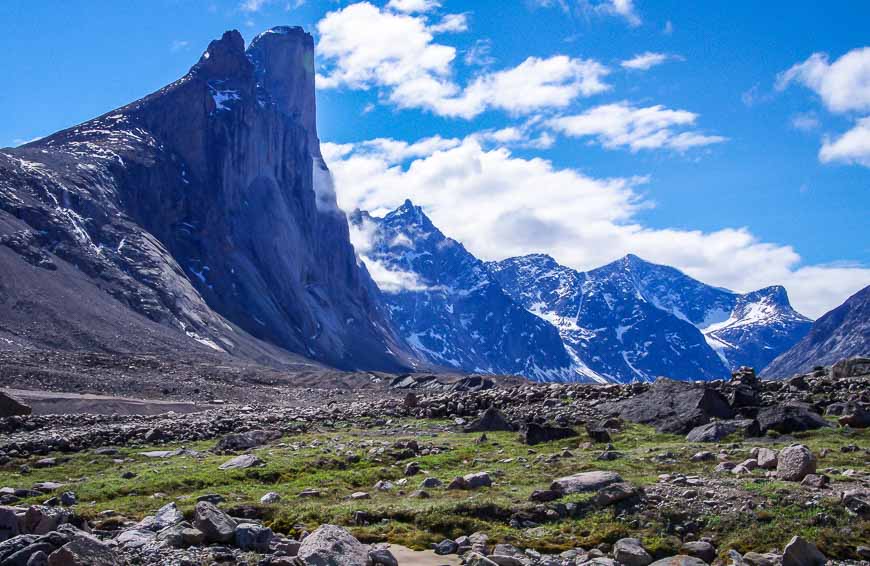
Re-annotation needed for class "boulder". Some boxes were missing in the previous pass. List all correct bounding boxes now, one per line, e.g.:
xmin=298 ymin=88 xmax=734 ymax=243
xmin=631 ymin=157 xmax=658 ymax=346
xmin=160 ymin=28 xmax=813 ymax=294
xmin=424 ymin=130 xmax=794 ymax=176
xmin=0 ymin=392 xmax=31 ymax=418
xmin=600 ymin=378 xmax=734 ymax=435
xmin=464 ymin=472 xmax=493 ymax=489
xmin=153 ymin=502 xmax=184 ymax=531
xmin=755 ymin=447 xmax=778 ymax=469
xmin=218 ymin=453 xmax=263 ymax=470
xmin=235 ymin=523 xmax=273 ymax=552
xmin=842 ymin=489 xmax=870 ymax=517
xmin=193 ymin=501 xmax=237 ymax=544
xmin=831 ymin=356 xmax=870 ymax=379
xmin=551 ymin=471 xmax=622 ymax=495
xmin=519 ymin=423 xmax=577 ymax=445
xmin=757 ymin=404 xmax=830 ymax=434
xmin=782 ymin=536 xmax=826 ymax=566
xmin=593 ymin=482 xmax=639 ymax=506
xmin=0 ymin=506 xmax=20 ymax=542
xmin=368 ymin=547 xmax=398 ymax=566
xmin=46 ymin=533 xmax=117 ymax=566
xmin=613 ymin=538 xmax=652 ymax=566
xmin=296 ymin=524 xmax=369 ymax=566
xmin=838 ymin=405 xmax=870 ymax=428
xmin=686 ymin=419 xmax=760 ymax=442
xmin=777 ymin=445 xmax=816 ymax=481
xmin=680 ymin=541 xmax=716 ymax=563
xmin=464 ymin=408 xmax=513 ymax=433
xmin=215 ymin=430 xmax=281 ymax=453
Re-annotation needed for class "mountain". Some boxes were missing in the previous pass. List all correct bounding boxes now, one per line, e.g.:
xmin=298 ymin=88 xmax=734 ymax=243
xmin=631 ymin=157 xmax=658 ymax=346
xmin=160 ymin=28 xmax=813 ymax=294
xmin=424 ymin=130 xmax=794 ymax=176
xmin=762 ymin=285 xmax=870 ymax=378
xmin=0 ymin=28 xmax=413 ymax=371
xmin=350 ymin=201 xmax=580 ymax=381
xmin=489 ymin=253 xmax=812 ymax=382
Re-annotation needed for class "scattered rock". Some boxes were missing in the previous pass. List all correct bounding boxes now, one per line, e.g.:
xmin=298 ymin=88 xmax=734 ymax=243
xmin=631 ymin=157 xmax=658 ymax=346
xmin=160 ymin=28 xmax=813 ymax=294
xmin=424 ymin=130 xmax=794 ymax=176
xmin=613 ymin=538 xmax=652 ymax=566
xmin=296 ymin=524 xmax=369 ymax=566
xmin=193 ymin=501 xmax=237 ymax=544
xmin=777 ymin=444 xmax=816 ymax=481
xmin=782 ymin=535 xmax=826 ymax=566
xmin=218 ymin=453 xmax=263 ymax=470
xmin=519 ymin=422 xmax=578 ymax=445
xmin=551 ymin=471 xmax=623 ymax=495
xmin=464 ymin=408 xmax=513 ymax=433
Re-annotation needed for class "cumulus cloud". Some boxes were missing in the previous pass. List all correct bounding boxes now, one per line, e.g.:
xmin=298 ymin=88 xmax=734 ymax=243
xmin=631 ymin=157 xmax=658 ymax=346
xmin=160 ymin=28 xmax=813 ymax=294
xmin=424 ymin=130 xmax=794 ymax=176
xmin=386 ymin=0 xmax=440 ymax=13
xmin=316 ymin=2 xmax=609 ymax=118
xmin=777 ymin=47 xmax=870 ymax=113
xmin=819 ymin=116 xmax=870 ymax=168
xmin=585 ymin=0 xmax=641 ymax=27
xmin=325 ymin=134 xmax=869 ymax=318
xmin=546 ymin=102 xmax=726 ymax=152
xmin=349 ymin=214 xmax=432 ymax=292
xmin=428 ymin=13 xmax=469 ymax=33
xmin=621 ymin=52 xmax=671 ymax=71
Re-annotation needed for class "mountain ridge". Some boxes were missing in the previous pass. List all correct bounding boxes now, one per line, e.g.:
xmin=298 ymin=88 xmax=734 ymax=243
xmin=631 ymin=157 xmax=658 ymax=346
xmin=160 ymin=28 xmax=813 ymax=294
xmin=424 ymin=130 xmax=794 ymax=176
xmin=0 ymin=28 xmax=415 ymax=372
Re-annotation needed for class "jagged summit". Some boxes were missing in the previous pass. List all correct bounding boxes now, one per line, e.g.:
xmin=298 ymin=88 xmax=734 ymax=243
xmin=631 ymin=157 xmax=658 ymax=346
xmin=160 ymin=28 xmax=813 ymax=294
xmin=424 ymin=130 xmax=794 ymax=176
xmin=0 ymin=28 xmax=414 ymax=372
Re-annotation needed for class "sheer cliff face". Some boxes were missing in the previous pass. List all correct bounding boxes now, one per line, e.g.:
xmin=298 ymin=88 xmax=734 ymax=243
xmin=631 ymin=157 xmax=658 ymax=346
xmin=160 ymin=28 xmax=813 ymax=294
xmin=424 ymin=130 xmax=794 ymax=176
xmin=0 ymin=28 xmax=413 ymax=371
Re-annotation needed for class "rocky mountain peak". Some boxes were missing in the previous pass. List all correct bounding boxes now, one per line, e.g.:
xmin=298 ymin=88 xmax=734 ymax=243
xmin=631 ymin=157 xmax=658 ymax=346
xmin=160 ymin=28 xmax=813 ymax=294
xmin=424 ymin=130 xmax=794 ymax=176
xmin=193 ymin=30 xmax=252 ymax=81
xmin=246 ymin=26 xmax=318 ymax=145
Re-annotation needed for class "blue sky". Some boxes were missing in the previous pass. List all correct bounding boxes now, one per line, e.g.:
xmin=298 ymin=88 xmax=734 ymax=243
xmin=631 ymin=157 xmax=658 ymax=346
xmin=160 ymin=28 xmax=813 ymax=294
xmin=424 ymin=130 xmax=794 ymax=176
xmin=0 ymin=0 xmax=868 ymax=317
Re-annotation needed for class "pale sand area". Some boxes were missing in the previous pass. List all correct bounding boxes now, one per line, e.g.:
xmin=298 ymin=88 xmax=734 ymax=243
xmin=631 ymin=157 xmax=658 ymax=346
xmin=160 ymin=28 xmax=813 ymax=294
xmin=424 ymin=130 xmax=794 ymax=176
xmin=388 ymin=544 xmax=463 ymax=565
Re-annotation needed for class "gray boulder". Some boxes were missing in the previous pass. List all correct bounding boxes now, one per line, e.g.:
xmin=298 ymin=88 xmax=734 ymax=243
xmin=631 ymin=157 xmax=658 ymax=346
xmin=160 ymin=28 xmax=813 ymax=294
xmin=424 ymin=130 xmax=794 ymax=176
xmin=782 ymin=536 xmax=825 ymax=566
xmin=757 ymin=403 xmax=830 ymax=434
xmin=219 ymin=453 xmax=263 ymax=470
xmin=649 ymin=557 xmax=708 ymax=566
xmin=464 ymin=408 xmax=513 ymax=433
xmin=519 ymin=422 xmax=578 ymax=445
xmin=193 ymin=501 xmax=237 ymax=544
xmin=46 ymin=533 xmax=117 ymax=566
xmin=551 ymin=471 xmax=622 ymax=495
xmin=613 ymin=538 xmax=652 ymax=566
xmin=153 ymin=502 xmax=184 ymax=531
xmin=686 ymin=419 xmax=759 ymax=442
xmin=680 ymin=541 xmax=716 ymax=563
xmin=297 ymin=525 xmax=369 ymax=566
xmin=215 ymin=430 xmax=281 ymax=453
xmin=235 ymin=523 xmax=273 ymax=552
xmin=777 ymin=445 xmax=816 ymax=481
xmin=600 ymin=378 xmax=733 ymax=435
xmin=0 ymin=392 xmax=31 ymax=418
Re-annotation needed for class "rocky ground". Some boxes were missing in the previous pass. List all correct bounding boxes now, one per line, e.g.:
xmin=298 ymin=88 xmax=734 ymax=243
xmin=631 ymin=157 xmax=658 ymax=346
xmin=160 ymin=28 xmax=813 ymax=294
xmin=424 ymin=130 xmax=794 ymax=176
xmin=0 ymin=359 xmax=868 ymax=565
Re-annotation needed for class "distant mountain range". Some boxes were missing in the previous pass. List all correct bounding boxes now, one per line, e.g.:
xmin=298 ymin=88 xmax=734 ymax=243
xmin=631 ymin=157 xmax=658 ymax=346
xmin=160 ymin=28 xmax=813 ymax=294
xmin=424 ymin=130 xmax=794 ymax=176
xmin=762 ymin=284 xmax=870 ymax=378
xmin=0 ymin=27 xmax=861 ymax=385
xmin=358 ymin=200 xmax=814 ymax=383
xmin=350 ymin=201 xmax=577 ymax=381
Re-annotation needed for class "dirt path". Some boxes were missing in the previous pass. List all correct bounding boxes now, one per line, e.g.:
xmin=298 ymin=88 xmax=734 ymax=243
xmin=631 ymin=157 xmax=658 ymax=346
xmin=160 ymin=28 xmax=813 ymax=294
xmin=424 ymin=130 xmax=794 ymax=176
xmin=2 ymin=388 xmax=210 ymax=415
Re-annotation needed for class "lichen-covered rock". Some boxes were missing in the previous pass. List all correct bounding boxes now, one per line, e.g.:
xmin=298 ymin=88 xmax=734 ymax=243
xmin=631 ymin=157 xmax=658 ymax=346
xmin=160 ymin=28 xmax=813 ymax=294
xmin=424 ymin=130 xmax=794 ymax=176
xmin=777 ymin=444 xmax=816 ymax=481
xmin=296 ymin=524 xmax=369 ymax=566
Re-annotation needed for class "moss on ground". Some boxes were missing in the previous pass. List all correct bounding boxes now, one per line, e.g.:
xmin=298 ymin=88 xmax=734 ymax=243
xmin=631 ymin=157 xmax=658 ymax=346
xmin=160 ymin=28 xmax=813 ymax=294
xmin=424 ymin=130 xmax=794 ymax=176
xmin=0 ymin=419 xmax=866 ymax=557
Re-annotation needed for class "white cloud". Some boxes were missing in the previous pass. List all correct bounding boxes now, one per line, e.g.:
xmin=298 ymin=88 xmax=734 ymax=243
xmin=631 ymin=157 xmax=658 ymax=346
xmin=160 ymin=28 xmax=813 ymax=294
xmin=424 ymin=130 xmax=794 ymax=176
xmin=316 ymin=2 xmax=609 ymax=118
xmin=777 ymin=47 xmax=870 ymax=113
xmin=790 ymin=112 xmax=820 ymax=132
xmin=428 ymin=13 xmax=469 ymax=33
xmin=240 ymin=0 xmax=269 ymax=11
xmin=386 ymin=0 xmax=440 ymax=13
xmin=621 ymin=52 xmax=670 ymax=71
xmin=349 ymin=211 xmax=433 ymax=293
xmin=547 ymin=102 xmax=726 ymax=152
xmin=170 ymin=40 xmax=190 ymax=52
xmin=581 ymin=0 xmax=641 ymax=27
xmin=326 ymin=134 xmax=869 ymax=317
xmin=819 ymin=116 xmax=870 ymax=168
xmin=464 ymin=38 xmax=495 ymax=67
xmin=662 ymin=20 xmax=673 ymax=35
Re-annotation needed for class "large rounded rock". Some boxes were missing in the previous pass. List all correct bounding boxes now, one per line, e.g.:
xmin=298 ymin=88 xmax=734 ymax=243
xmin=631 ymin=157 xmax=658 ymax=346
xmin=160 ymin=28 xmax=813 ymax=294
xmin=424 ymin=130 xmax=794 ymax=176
xmin=464 ymin=408 xmax=512 ymax=433
xmin=193 ymin=501 xmax=237 ymax=544
xmin=297 ymin=524 xmax=369 ymax=566
xmin=235 ymin=523 xmax=273 ymax=552
xmin=777 ymin=445 xmax=816 ymax=481
xmin=613 ymin=538 xmax=652 ymax=566
xmin=782 ymin=536 xmax=826 ymax=566
xmin=0 ymin=391 xmax=31 ymax=417
xmin=46 ymin=533 xmax=117 ymax=566
xmin=757 ymin=404 xmax=829 ymax=434
xmin=551 ymin=471 xmax=622 ymax=495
